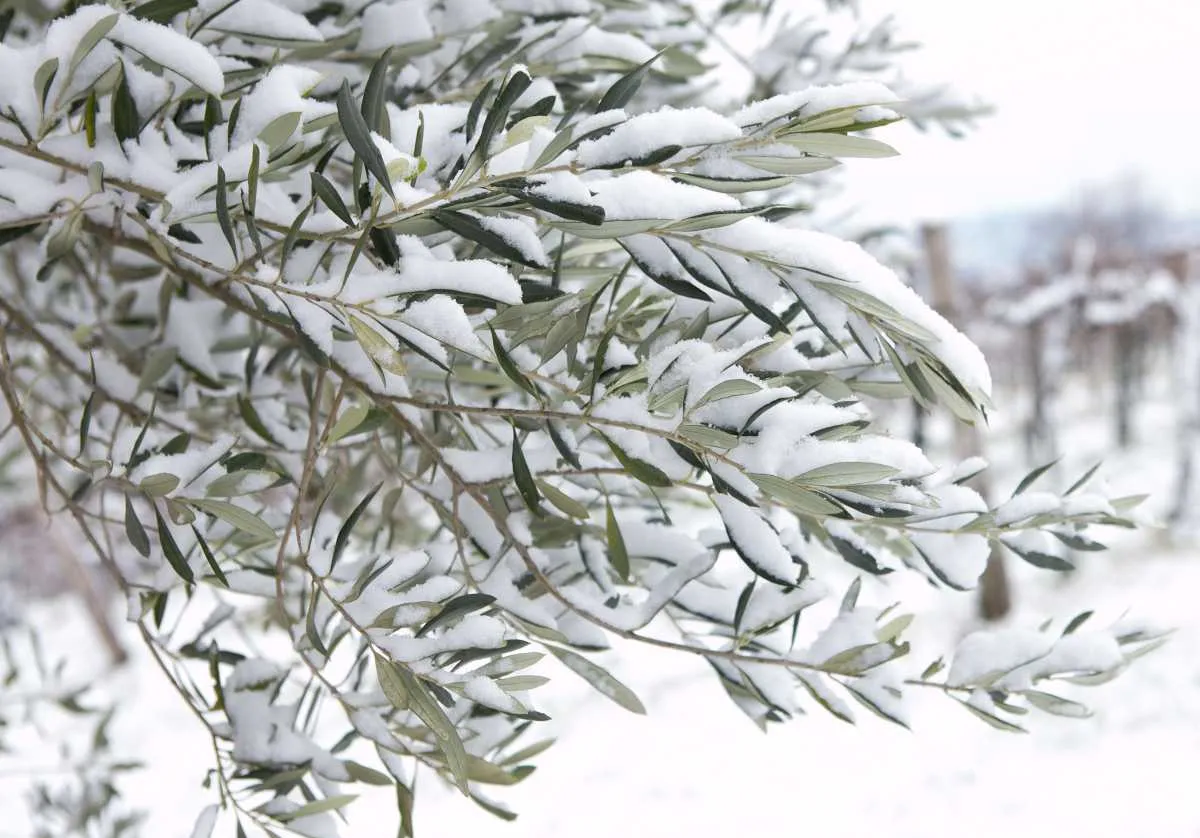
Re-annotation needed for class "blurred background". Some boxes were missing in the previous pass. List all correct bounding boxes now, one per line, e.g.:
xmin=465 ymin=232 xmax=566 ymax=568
xmin=847 ymin=1 xmax=1200 ymax=226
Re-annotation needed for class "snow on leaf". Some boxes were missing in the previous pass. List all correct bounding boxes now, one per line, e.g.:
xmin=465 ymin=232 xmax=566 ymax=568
xmin=200 ymin=0 xmax=322 ymax=42
xmin=375 ymin=655 xmax=470 ymax=792
xmin=110 ymin=14 xmax=223 ymax=95
xmin=574 ymin=106 xmax=741 ymax=167
xmin=713 ymin=494 xmax=800 ymax=586
xmin=589 ymin=171 xmax=740 ymax=221
xmin=546 ymin=645 xmax=646 ymax=714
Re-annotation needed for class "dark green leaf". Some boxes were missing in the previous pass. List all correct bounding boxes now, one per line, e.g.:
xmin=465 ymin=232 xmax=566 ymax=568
xmin=336 ymin=80 xmax=395 ymax=199
xmin=464 ymin=79 xmax=495 ymax=146
xmin=1051 ymin=530 xmax=1106 ymax=552
xmin=502 ymin=184 xmax=605 ymax=225
xmin=112 ymin=64 xmax=140 ymax=142
xmin=0 ymin=223 xmax=38 ymax=248
xmin=1003 ymin=540 xmax=1074 ymax=571
xmin=430 ymin=209 xmax=543 ymax=267
xmin=547 ymin=420 xmax=581 ymax=469
xmin=831 ymin=536 xmax=892 ymax=576
xmin=152 ymin=590 xmax=168 ymax=628
xmin=412 ymin=111 xmax=425 ymax=160
xmin=280 ymin=208 xmax=314 ymax=275
xmin=1064 ymin=461 xmax=1103 ymax=496
xmin=237 ymin=395 xmax=279 ymax=445
xmin=124 ymin=495 xmax=150 ymax=558
xmin=733 ymin=580 xmax=755 ymax=636
xmin=310 ymin=172 xmax=354 ymax=225
xmin=511 ymin=428 xmax=541 ymax=511
xmin=166 ymin=223 xmax=201 ymax=244
xmin=597 ymin=51 xmax=662 ymax=112
xmin=1013 ymin=459 xmax=1059 ymax=496
xmin=1063 ymin=610 xmax=1093 ymax=635
xmin=331 ymin=482 xmax=383 ymax=574
xmin=190 ymin=525 xmax=227 ymax=586
xmin=598 ymin=433 xmax=672 ymax=488
xmin=343 ymin=760 xmax=391 ymax=785
xmin=247 ymin=143 xmax=260 ymax=211
xmin=473 ymin=68 xmax=531 ymax=159
xmin=131 ymin=0 xmax=197 ymax=22
xmin=489 ymin=327 xmax=539 ymax=398
xmin=604 ymin=500 xmax=629 ymax=581
xmin=304 ymin=588 xmax=328 ymax=656
xmin=285 ymin=306 xmax=329 ymax=366
xmin=78 ymin=392 xmax=94 ymax=454
xmin=154 ymin=506 xmax=194 ymax=584
xmin=589 ymin=326 xmax=615 ymax=397
xmin=623 ymin=246 xmax=712 ymax=301
xmin=666 ymin=439 xmax=704 ymax=471
xmin=361 ymin=48 xmax=393 ymax=135
xmin=712 ymin=259 xmax=788 ymax=334
xmin=214 ymin=166 xmax=237 ymax=258
xmin=721 ymin=517 xmax=796 ymax=587
xmin=598 ymin=143 xmax=681 ymax=169
xmin=369 ymin=225 xmax=400 ymax=267
xmin=536 ymin=478 xmax=589 ymax=519
xmin=162 ymin=431 xmax=191 ymax=455
xmin=416 ymin=593 xmax=496 ymax=638
xmin=511 ymin=94 xmax=556 ymax=124
xmin=241 ymin=195 xmax=263 ymax=259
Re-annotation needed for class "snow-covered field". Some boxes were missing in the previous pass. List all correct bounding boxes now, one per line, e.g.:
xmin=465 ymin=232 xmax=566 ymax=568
xmin=3 ymin=369 xmax=1197 ymax=838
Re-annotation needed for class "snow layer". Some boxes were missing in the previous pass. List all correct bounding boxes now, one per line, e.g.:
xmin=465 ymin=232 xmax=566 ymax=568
xmin=734 ymin=82 xmax=899 ymax=128
xmin=589 ymin=171 xmax=739 ymax=220
xmin=574 ymin=107 xmax=741 ymax=167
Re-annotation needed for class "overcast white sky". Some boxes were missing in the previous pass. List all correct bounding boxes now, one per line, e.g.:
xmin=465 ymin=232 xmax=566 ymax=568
xmin=836 ymin=0 xmax=1200 ymax=225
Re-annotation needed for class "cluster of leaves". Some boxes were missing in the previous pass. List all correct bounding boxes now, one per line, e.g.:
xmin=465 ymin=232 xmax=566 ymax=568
xmin=0 ymin=629 xmax=143 ymax=838
xmin=0 ymin=0 xmax=1160 ymax=835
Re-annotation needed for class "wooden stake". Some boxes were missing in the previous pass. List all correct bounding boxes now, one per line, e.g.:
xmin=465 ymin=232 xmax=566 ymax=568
xmin=920 ymin=224 xmax=1011 ymax=621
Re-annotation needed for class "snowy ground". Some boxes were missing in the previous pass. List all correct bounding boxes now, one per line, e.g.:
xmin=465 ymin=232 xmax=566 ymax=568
xmin=3 ymin=367 xmax=1198 ymax=838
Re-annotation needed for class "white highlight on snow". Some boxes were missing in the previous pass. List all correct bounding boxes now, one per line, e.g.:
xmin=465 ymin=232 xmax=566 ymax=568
xmin=110 ymin=15 xmax=224 ymax=96
xmin=734 ymin=82 xmax=899 ymax=128
xmin=359 ymin=0 xmax=433 ymax=50
xmin=590 ymin=171 xmax=739 ymax=220
xmin=575 ymin=107 xmax=742 ymax=167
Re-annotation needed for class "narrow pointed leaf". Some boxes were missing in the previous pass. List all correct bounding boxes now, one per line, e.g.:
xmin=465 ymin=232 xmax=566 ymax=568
xmin=124 ymin=495 xmax=150 ymax=557
xmin=332 ymin=482 xmax=382 ymax=573
xmin=375 ymin=655 xmax=469 ymax=792
xmin=337 ymin=80 xmax=394 ymax=199
xmin=511 ymin=428 xmax=541 ymax=510
xmin=605 ymin=500 xmax=630 ymax=581
xmin=214 ymin=166 xmax=237 ymax=258
xmin=415 ymin=593 xmax=496 ymax=638
xmin=190 ymin=524 xmax=228 ymax=587
xmin=536 ymin=479 xmax=589 ymax=519
xmin=311 ymin=172 xmax=354 ymax=225
xmin=154 ymin=506 xmax=194 ymax=584
xmin=547 ymin=645 xmax=645 ymax=714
